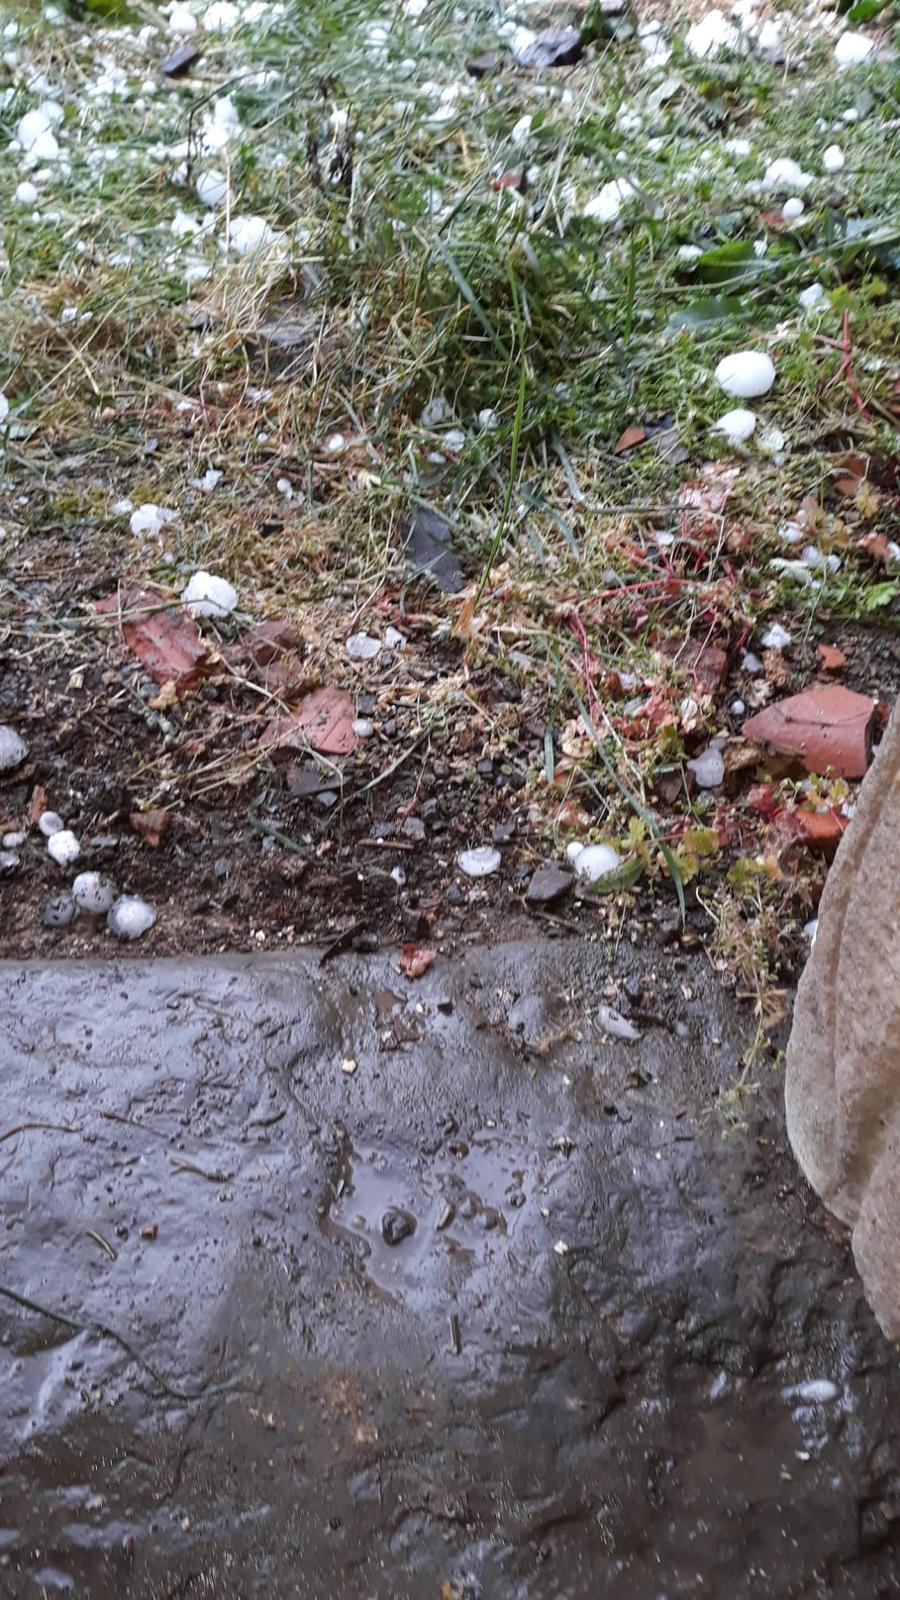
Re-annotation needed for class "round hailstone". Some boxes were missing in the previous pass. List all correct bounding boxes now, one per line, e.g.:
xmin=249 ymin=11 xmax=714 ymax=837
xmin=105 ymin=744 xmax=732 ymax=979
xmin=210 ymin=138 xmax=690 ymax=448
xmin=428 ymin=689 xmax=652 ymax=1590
xmin=568 ymin=843 xmax=622 ymax=882
xmin=0 ymin=725 xmax=28 ymax=772
xmin=14 ymin=179 xmax=38 ymax=205
xmin=16 ymin=106 xmax=52 ymax=151
xmin=798 ymin=282 xmax=829 ymax=312
xmin=762 ymin=157 xmax=812 ymax=192
xmin=714 ymin=351 xmax=775 ymax=399
xmin=458 ymin=846 xmax=502 ymax=878
xmin=712 ymin=407 xmax=757 ymax=446
xmin=582 ymin=178 xmax=637 ymax=224
xmin=228 ymin=215 xmax=280 ymax=256
xmin=346 ymin=632 xmax=381 ymax=661
xmin=196 ymin=168 xmax=229 ymax=208
xmin=169 ymin=4 xmax=198 ymax=32
xmin=757 ymin=423 xmax=786 ymax=459
xmin=834 ymin=31 xmax=873 ymax=69
xmin=107 ymin=896 xmax=157 ymax=940
xmin=130 ymin=503 xmax=177 ymax=537
xmin=2 ymin=831 xmax=25 ymax=848
xmin=72 ymin=872 xmax=117 ymax=914
xmin=685 ymin=9 xmax=737 ymax=58
xmin=822 ymin=144 xmax=845 ymax=173
xmin=782 ymin=197 xmax=805 ymax=222
xmin=47 ymin=829 xmax=81 ymax=866
xmin=0 ymin=393 xmax=8 ymax=425
xmin=687 ymin=744 xmax=725 ymax=789
xmin=351 ymin=718 xmax=375 ymax=738
xmin=180 ymin=571 xmax=237 ymax=618
xmin=203 ymin=0 xmax=239 ymax=28
xmin=41 ymin=891 xmax=77 ymax=927
xmin=38 ymin=810 xmax=64 ymax=837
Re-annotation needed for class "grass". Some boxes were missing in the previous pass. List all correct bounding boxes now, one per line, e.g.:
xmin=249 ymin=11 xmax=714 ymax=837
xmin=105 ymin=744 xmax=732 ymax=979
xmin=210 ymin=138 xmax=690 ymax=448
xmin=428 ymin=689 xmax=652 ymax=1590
xmin=1 ymin=0 xmax=899 ymax=1026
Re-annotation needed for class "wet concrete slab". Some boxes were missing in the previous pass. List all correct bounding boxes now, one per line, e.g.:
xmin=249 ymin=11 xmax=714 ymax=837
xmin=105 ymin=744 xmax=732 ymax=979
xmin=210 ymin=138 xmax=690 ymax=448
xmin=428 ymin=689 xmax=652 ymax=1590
xmin=1 ymin=941 xmax=899 ymax=1598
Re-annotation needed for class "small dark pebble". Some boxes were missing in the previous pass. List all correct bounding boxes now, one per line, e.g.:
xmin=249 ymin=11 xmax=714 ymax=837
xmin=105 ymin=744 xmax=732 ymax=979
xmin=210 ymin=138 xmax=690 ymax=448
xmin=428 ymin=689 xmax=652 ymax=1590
xmin=213 ymin=856 xmax=231 ymax=879
xmin=400 ymin=906 xmax=430 ymax=939
xmin=381 ymin=1209 xmax=416 ymax=1246
xmin=371 ymin=821 xmax=396 ymax=840
xmin=517 ymin=26 xmax=583 ymax=69
xmin=161 ymin=42 xmax=202 ymax=76
xmin=357 ymin=694 xmax=376 ymax=716
xmin=446 ymin=884 xmax=463 ymax=906
xmin=525 ymin=863 xmax=574 ymax=908
xmin=351 ymin=930 xmax=380 ymax=954
xmin=492 ymin=820 xmax=516 ymax=844
xmin=512 ymin=863 xmax=531 ymax=884
xmin=466 ymin=50 xmax=504 ymax=77
xmin=401 ymin=817 xmax=426 ymax=842
xmin=623 ymin=974 xmax=644 ymax=1003
xmin=421 ymin=799 xmax=440 ymax=821
xmin=476 ymin=758 xmax=493 ymax=776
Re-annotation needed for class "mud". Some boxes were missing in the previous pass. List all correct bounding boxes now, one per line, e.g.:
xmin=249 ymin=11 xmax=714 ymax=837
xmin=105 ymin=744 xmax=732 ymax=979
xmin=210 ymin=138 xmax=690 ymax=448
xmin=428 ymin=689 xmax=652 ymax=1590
xmin=1 ymin=941 xmax=899 ymax=1599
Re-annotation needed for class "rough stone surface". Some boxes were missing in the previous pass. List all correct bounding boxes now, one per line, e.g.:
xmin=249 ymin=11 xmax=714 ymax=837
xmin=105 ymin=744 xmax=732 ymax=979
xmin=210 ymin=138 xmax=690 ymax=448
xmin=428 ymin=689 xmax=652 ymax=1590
xmin=525 ymin=862 xmax=574 ymax=907
xmin=786 ymin=707 xmax=900 ymax=1336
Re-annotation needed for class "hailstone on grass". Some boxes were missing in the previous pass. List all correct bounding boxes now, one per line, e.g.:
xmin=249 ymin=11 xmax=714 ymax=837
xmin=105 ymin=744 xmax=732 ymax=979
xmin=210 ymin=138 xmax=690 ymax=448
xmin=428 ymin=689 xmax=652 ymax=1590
xmin=714 ymin=351 xmax=776 ymax=399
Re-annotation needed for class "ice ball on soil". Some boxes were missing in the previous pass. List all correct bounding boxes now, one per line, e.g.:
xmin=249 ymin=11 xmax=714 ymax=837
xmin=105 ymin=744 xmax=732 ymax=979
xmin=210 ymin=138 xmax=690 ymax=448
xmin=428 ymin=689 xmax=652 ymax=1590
xmin=73 ymin=872 xmax=117 ymax=914
xmin=714 ymin=351 xmax=775 ymax=399
xmin=130 ymin=503 xmax=177 ymax=537
xmin=180 ymin=571 xmax=237 ymax=618
xmin=47 ymin=830 xmax=80 ymax=866
xmin=567 ymin=842 xmax=622 ymax=881
xmin=687 ymin=744 xmax=725 ymax=789
xmin=107 ymin=896 xmax=157 ymax=940
xmin=39 ymin=810 xmax=64 ymax=837
xmin=0 ymin=725 xmax=28 ymax=772
xmin=41 ymin=891 xmax=77 ymax=927
xmin=834 ymin=31 xmax=873 ymax=69
xmin=712 ymin=407 xmax=757 ymax=446
xmin=196 ymin=169 xmax=229 ymax=208
xmin=458 ymin=847 xmax=502 ymax=878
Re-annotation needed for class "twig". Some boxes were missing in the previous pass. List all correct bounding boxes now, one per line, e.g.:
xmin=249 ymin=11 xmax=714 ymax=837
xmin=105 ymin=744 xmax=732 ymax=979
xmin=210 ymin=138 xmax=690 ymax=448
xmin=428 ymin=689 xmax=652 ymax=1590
xmin=170 ymin=1157 xmax=232 ymax=1183
xmin=0 ymin=1121 xmax=79 ymax=1144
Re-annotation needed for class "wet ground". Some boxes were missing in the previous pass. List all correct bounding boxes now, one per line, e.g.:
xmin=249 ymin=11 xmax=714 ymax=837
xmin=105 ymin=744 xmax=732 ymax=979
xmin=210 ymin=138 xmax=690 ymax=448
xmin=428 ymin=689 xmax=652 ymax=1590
xmin=2 ymin=939 xmax=899 ymax=1599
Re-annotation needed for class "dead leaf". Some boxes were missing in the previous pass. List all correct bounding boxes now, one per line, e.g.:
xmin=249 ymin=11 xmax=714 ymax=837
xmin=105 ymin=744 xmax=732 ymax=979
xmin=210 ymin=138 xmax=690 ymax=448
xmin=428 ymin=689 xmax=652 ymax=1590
xmin=27 ymin=785 xmax=47 ymax=827
xmin=817 ymin=642 xmax=846 ymax=674
xmin=130 ymin=809 xmax=171 ymax=848
xmin=399 ymin=944 xmax=436 ymax=979
xmin=857 ymin=531 xmax=891 ymax=566
xmin=491 ymin=169 xmax=526 ymax=192
xmin=613 ymin=424 xmax=646 ymax=455
xmin=762 ymin=649 xmax=790 ymax=689
xmin=262 ymin=687 xmax=358 ymax=756
xmin=97 ymin=585 xmax=210 ymax=697
xmin=743 ymin=684 xmax=876 ymax=779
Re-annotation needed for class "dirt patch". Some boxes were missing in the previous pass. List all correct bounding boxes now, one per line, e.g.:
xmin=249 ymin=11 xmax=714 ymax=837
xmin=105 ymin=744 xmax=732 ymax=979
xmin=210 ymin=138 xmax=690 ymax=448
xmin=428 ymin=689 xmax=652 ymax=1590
xmin=2 ymin=941 xmax=900 ymax=1599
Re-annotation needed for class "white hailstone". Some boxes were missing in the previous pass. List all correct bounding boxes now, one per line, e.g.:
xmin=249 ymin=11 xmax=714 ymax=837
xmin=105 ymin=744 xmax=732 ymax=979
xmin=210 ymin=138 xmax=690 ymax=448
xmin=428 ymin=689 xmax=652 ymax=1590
xmin=47 ymin=829 xmax=80 ymax=866
xmin=798 ymin=282 xmax=829 ymax=312
xmin=582 ymin=179 xmax=637 ymax=223
xmin=834 ymin=32 xmax=874 ymax=69
xmin=14 ymin=179 xmax=38 ymax=204
xmin=763 ymin=157 xmax=812 ymax=192
xmin=597 ymin=1004 xmax=642 ymax=1041
xmin=111 ymin=496 xmax=133 ymax=514
xmin=567 ymin=842 xmax=622 ymax=881
xmin=16 ymin=106 xmax=52 ymax=150
xmin=405 ymin=0 xmax=428 ymax=15
xmin=822 ymin=144 xmax=845 ymax=173
xmin=730 ymin=699 xmax=745 ymax=716
xmin=180 ymin=571 xmax=237 ymax=618
xmin=351 ymin=718 xmax=375 ymax=738
xmin=196 ymin=168 xmax=229 ymax=208
xmin=25 ymin=128 xmax=60 ymax=164
xmin=755 ymin=19 xmax=783 ymax=61
xmin=346 ymin=632 xmax=381 ymax=661
xmin=325 ymin=432 xmax=345 ymax=453
xmin=276 ymin=477 xmax=294 ymax=500
xmin=686 ymin=10 xmax=737 ymax=58
xmin=203 ymin=1 xmax=239 ymax=29
xmin=677 ymin=243 xmax=702 ymax=263
xmin=189 ymin=467 xmax=223 ymax=491
xmin=73 ymin=872 xmax=117 ymax=914
xmin=169 ymin=4 xmax=198 ymax=32
xmin=782 ymin=197 xmax=805 ymax=221
xmin=742 ymin=650 xmax=763 ymax=674
xmin=0 ymin=725 xmax=28 ymax=771
xmin=804 ymin=918 xmax=818 ymax=945
xmin=420 ymin=395 xmax=453 ymax=429
xmin=786 ymin=1378 xmax=840 ymax=1404
xmin=228 ymin=214 xmax=280 ymax=255
xmin=384 ymin=626 xmax=404 ymax=648
xmin=477 ymin=408 xmax=499 ymax=430
xmin=38 ymin=810 xmax=64 ymax=837
xmin=757 ymin=424 xmax=786 ymax=459
xmin=724 ymin=137 xmax=751 ymax=158
xmin=442 ymin=428 xmax=466 ymax=452
xmin=458 ymin=846 xmax=502 ymax=878
xmin=714 ymin=350 xmax=776 ymax=399
xmin=687 ymin=744 xmax=725 ymax=790
xmin=130 ymin=503 xmax=177 ymax=537
xmin=171 ymin=207 xmax=201 ymax=238
xmin=761 ymin=622 xmax=792 ymax=650
xmin=510 ymin=114 xmax=533 ymax=146
xmin=712 ymin=407 xmax=757 ymax=446
xmin=2 ymin=831 xmax=25 ymax=848
xmin=107 ymin=895 xmax=157 ymax=940
xmin=0 ymin=394 xmax=7 ymax=425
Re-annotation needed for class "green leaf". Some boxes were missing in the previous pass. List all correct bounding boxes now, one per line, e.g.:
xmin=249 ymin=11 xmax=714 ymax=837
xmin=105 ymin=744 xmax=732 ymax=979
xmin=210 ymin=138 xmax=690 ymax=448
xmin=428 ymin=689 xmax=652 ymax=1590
xmin=665 ymin=295 xmax=746 ymax=333
xmin=848 ymin=0 xmax=893 ymax=21
xmin=583 ymin=857 xmax=644 ymax=895
xmin=693 ymin=240 xmax=775 ymax=284
xmin=862 ymin=581 xmax=900 ymax=611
